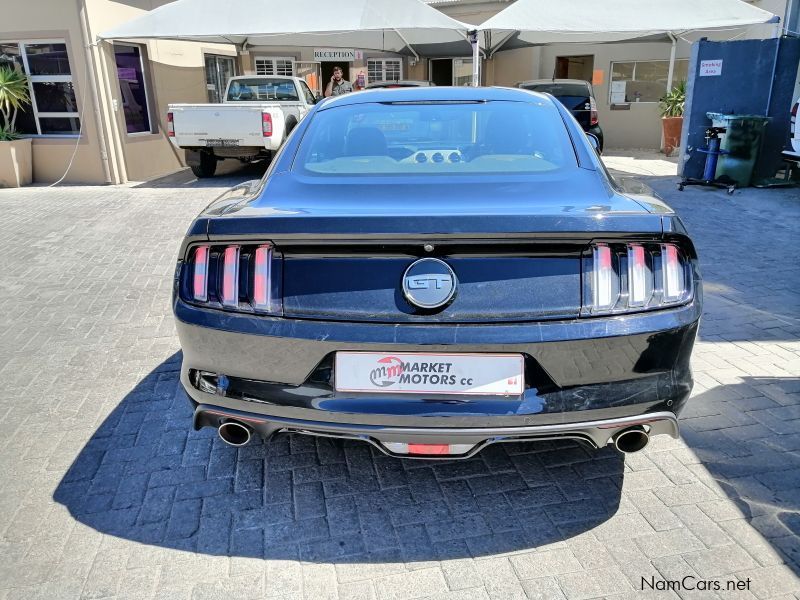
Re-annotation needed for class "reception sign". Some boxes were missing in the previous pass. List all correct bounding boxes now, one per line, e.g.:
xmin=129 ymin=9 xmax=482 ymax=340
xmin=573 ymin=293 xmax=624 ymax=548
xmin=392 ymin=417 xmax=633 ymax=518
xmin=314 ymin=48 xmax=363 ymax=62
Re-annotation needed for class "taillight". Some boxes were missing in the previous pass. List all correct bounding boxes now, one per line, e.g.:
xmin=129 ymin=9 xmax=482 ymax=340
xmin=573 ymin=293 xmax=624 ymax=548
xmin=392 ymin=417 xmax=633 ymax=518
xmin=221 ymin=245 xmax=240 ymax=308
xmin=590 ymin=97 xmax=598 ymax=126
xmin=185 ymin=243 xmax=280 ymax=314
xmin=253 ymin=244 xmax=273 ymax=312
xmin=585 ymin=242 xmax=691 ymax=314
xmin=167 ymin=111 xmax=175 ymax=137
xmin=262 ymin=112 xmax=273 ymax=137
xmin=192 ymin=245 xmax=209 ymax=302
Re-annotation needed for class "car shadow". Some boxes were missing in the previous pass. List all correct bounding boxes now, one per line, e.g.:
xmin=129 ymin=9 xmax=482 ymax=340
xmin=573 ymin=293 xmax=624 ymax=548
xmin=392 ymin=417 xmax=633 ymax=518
xmin=132 ymin=161 xmax=266 ymax=190
xmin=53 ymin=352 xmax=625 ymax=561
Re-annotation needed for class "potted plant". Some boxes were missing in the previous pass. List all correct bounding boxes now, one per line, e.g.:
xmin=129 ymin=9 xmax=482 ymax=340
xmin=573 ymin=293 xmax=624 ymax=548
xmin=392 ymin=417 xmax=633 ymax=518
xmin=0 ymin=65 xmax=33 ymax=188
xmin=659 ymin=80 xmax=686 ymax=157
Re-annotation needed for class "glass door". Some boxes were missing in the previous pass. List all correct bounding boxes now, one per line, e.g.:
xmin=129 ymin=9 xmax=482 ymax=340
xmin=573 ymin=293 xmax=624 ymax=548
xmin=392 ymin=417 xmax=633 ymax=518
xmin=205 ymin=55 xmax=236 ymax=103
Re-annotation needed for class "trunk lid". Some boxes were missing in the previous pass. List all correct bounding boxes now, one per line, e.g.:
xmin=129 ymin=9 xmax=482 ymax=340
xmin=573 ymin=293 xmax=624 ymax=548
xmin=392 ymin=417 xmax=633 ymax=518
xmin=204 ymin=171 xmax=662 ymax=324
xmin=206 ymin=170 xmax=658 ymax=238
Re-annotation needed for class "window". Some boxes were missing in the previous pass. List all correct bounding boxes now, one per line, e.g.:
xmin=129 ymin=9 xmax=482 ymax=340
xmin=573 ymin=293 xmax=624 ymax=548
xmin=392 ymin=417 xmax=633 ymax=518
xmin=114 ymin=44 xmax=153 ymax=134
xmin=299 ymin=80 xmax=316 ymax=104
xmin=226 ymin=78 xmax=298 ymax=102
xmin=296 ymin=100 xmax=575 ymax=177
xmin=255 ymin=57 xmax=294 ymax=77
xmin=0 ymin=41 xmax=80 ymax=136
xmin=609 ymin=59 xmax=688 ymax=103
xmin=367 ymin=58 xmax=402 ymax=83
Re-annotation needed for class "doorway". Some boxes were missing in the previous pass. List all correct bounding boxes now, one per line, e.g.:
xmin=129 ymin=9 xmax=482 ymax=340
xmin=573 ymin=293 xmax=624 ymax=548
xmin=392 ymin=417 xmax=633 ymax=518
xmin=554 ymin=55 xmax=594 ymax=82
xmin=320 ymin=63 xmax=356 ymax=91
xmin=430 ymin=58 xmax=454 ymax=86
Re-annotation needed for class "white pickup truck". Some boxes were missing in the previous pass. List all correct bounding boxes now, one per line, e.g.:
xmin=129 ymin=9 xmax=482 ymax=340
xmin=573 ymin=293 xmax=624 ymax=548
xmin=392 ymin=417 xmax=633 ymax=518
xmin=167 ymin=76 xmax=318 ymax=177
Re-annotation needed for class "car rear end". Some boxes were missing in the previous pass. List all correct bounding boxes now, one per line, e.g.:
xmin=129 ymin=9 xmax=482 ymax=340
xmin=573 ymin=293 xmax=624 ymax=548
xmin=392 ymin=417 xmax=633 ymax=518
xmin=173 ymin=88 xmax=699 ymax=459
xmin=167 ymin=104 xmax=283 ymax=152
xmin=519 ymin=80 xmax=603 ymax=150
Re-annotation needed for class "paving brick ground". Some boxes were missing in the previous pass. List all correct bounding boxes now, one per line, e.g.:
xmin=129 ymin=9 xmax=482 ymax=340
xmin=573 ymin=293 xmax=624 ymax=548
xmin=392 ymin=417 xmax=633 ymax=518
xmin=0 ymin=156 xmax=798 ymax=600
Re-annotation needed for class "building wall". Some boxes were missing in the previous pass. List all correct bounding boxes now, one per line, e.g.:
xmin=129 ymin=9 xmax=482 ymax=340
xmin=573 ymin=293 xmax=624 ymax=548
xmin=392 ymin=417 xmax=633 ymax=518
xmin=2 ymin=3 xmax=108 ymax=183
xmin=237 ymin=46 xmax=408 ymax=92
xmin=85 ymin=0 xmax=235 ymax=183
xmin=4 ymin=0 xmax=794 ymax=184
xmin=537 ymin=41 xmax=691 ymax=149
xmin=2 ymin=0 xmax=233 ymax=184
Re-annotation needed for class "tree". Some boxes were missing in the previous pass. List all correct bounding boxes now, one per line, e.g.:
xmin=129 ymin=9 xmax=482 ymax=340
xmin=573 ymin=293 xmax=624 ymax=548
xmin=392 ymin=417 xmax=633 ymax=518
xmin=0 ymin=66 xmax=31 ymax=140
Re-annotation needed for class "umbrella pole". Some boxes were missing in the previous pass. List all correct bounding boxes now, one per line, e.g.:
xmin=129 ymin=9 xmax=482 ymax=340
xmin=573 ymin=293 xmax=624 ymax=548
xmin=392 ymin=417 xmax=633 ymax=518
xmin=666 ymin=32 xmax=677 ymax=92
xmin=469 ymin=30 xmax=480 ymax=86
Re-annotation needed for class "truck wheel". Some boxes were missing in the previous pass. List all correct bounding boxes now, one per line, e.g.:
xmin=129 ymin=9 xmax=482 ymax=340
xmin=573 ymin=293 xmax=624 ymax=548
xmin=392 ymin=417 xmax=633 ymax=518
xmin=190 ymin=152 xmax=217 ymax=178
xmin=285 ymin=117 xmax=298 ymax=138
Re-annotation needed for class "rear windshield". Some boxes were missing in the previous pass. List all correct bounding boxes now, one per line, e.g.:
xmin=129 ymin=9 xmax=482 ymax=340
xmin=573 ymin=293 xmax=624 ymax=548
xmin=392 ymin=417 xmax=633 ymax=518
xmin=294 ymin=100 xmax=576 ymax=176
xmin=522 ymin=83 xmax=591 ymax=98
xmin=226 ymin=78 xmax=298 ymax=102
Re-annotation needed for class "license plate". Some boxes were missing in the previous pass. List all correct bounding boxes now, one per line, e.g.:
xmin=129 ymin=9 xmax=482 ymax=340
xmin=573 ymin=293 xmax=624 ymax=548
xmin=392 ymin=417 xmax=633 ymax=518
xmin=334 ymin=352 xmax=524 ymax=396
xmin=205 ymin=139 xmax=239 ymax=147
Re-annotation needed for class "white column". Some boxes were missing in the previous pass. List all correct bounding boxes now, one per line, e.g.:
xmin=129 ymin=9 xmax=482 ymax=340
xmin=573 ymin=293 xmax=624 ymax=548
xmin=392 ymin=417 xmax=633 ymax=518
xmin=666 ymin=32 xmax=677 ymax=92
xmin=469 ymin=30 xmax=480 ymax=86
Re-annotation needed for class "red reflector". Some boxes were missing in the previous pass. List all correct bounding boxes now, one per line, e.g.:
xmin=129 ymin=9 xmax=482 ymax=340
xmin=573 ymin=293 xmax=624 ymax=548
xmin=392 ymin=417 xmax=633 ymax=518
xmin=593 ymin=244 xmax=615 ymax=309
xmin=627 ymin=244 xmax=648 ymax=306
xmin=221 ymin=245 xmax=240 ymax=308
xmin=408 ymin=444 xmax=450 ymax=455
xmin=192 ymin=245 xmax=209 ymax=302
xmin=167 ymin=111 xmax=174 ymax=137
xmin=598 ymin=419 xmax=654 ymax=429
xmin=253 ymin=244 xmax=273 ymax=311
xmin=262 ymin=112 xmax=273 ymax=137
xmin=662 ymin=243 xmax=685 ymax=302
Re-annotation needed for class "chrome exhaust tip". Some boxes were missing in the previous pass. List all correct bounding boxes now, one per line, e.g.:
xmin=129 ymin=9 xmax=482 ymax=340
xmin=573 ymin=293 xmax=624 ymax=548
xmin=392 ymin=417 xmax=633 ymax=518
xmin=613 ymin=427 xmax=650 ymax=454
xmin=218 ymin=421 xmax=252 ymax=447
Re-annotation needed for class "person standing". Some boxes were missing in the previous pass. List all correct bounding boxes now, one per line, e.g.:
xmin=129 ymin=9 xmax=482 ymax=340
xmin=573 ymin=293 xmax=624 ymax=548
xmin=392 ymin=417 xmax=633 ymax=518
xmin=325 ymin=66 xmax=354 ymax=97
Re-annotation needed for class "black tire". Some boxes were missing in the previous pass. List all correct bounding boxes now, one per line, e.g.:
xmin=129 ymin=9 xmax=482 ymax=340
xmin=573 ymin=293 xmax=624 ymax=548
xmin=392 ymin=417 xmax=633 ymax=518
xmin=190 ymin=152 xmax=217 ymax=178
xmin=285 ymin=117 xmax=297 ymax=138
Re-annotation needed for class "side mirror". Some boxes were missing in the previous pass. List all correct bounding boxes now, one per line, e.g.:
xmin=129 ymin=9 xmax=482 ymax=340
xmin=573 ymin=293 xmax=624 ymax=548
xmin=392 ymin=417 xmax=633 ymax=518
xmin=314 ymin=93 xmax=324 ymax=104
xmin=586 ymin=133 xmax=601 ymax=155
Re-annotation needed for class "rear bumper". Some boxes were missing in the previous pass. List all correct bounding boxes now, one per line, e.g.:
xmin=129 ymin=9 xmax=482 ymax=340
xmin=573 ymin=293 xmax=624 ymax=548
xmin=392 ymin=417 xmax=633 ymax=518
xmin=192 ymin=400 xmax=679 ymax=459
xmin=175 ymin=298 xmax=700 ymax=456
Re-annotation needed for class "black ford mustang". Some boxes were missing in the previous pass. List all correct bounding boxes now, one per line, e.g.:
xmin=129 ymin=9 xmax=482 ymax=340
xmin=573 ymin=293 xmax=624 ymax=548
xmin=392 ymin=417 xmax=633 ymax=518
xmin=173 ymin=86 xmax=701 ymax=459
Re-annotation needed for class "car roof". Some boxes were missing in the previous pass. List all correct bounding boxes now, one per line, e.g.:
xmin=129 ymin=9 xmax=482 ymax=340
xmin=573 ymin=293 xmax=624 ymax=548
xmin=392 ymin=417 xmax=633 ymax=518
xmin=319 ymin=85 xmax=553 ymax=109
xmin=228 ymin=75 xmax=299 ymax=81
xmin=519 ymin=79 xmax=592 ymax=88
xmin=366 ymin=80 xmax=435 ymax=87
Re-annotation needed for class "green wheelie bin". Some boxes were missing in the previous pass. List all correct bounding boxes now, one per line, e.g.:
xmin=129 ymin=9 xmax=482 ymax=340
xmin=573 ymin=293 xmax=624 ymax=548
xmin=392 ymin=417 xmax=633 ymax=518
xmin=706 ymin=113 xmax=770 ymax=187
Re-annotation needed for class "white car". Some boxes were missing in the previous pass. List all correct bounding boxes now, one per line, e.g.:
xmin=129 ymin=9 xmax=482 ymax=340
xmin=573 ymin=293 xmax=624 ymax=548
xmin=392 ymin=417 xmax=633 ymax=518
xmin=167 ymin=76 xmax=317 ymax=177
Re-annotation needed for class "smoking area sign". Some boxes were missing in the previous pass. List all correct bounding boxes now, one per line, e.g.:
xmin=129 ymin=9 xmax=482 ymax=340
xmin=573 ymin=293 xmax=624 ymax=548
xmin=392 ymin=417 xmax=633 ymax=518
xmin=700 ymin=60 xmax=723 ymax=77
